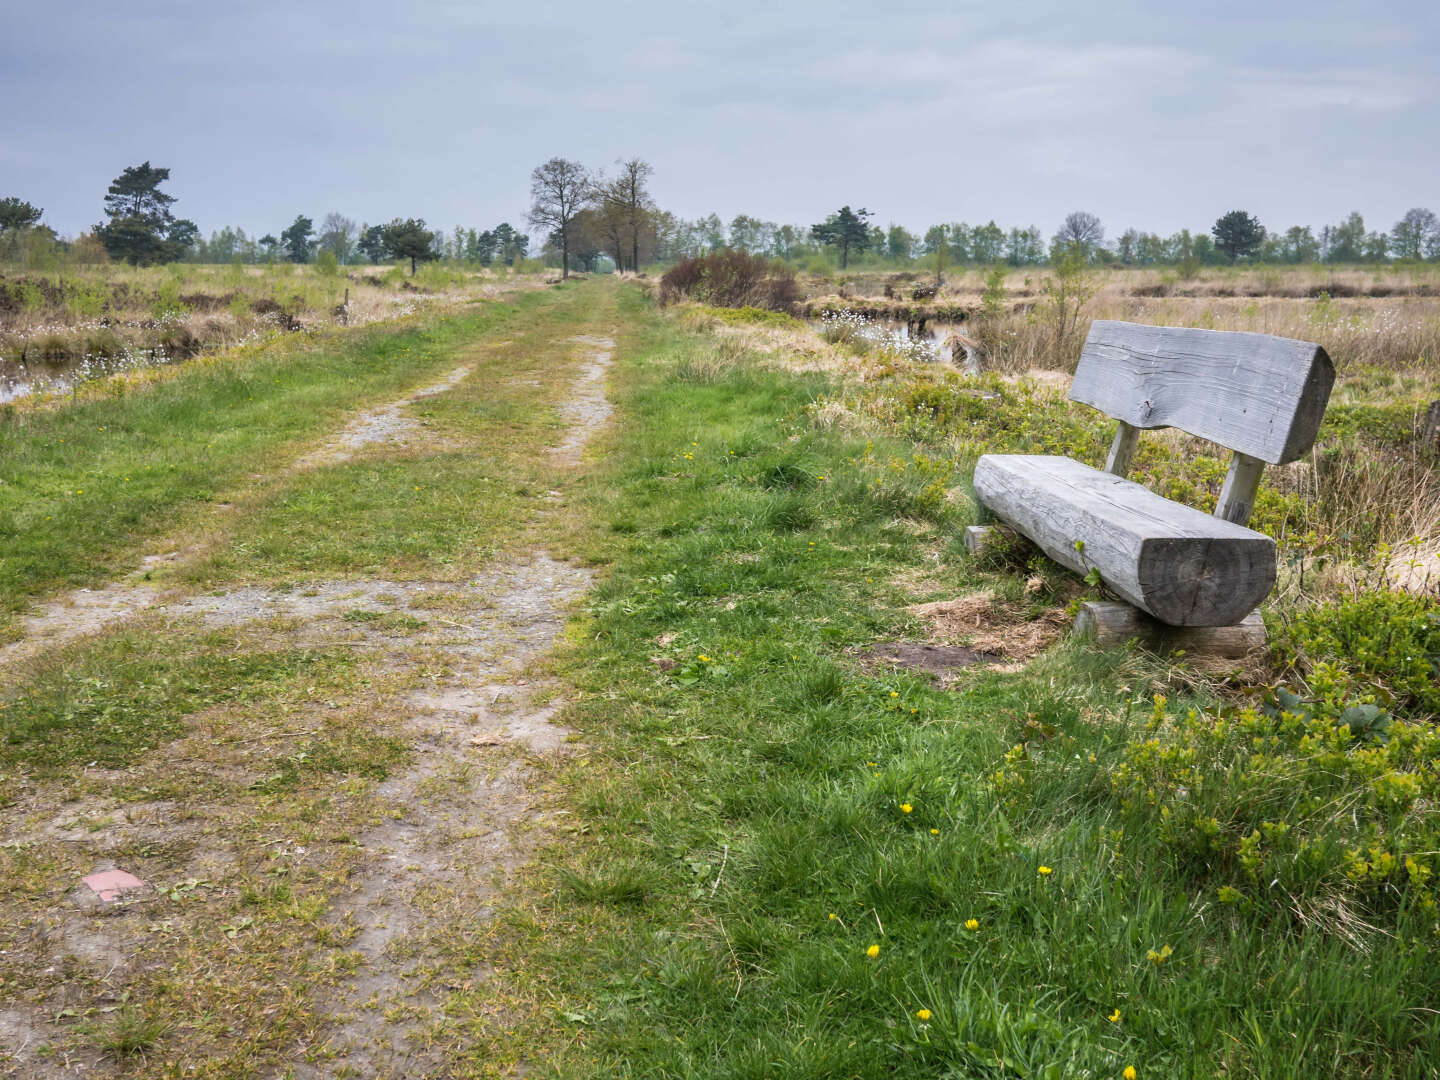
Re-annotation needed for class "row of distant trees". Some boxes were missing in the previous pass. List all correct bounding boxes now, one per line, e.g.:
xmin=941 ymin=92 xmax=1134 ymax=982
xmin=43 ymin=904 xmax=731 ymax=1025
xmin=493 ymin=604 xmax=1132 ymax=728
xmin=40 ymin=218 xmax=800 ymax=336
xmin=0 ymin=164 xmax=534 ymax=275
xmin=188 ymin=215 xmax=531 ymax=271
xmin=647 ymin=208 xmax=1440 ymax=268
xmin=5 ymin=160 xmax=1440 ymax=272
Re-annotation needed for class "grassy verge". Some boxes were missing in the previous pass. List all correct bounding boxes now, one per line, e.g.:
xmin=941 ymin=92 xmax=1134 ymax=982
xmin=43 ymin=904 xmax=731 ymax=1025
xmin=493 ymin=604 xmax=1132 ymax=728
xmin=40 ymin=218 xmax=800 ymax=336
xmin=495 ymin=287 xmax=1440 ymax=1078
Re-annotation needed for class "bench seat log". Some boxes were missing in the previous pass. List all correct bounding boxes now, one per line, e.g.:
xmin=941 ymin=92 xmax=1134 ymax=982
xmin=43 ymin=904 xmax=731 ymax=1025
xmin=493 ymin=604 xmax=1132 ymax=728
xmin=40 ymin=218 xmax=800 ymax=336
xmin=972 ymin=455 xmax=1275 ymax=626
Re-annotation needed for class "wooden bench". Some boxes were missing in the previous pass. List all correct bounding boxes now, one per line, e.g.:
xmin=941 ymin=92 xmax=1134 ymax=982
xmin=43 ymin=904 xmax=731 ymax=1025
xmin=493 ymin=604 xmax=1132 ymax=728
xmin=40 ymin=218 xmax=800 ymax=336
xmin=968 ymin=320 xmax=1334 ymax=652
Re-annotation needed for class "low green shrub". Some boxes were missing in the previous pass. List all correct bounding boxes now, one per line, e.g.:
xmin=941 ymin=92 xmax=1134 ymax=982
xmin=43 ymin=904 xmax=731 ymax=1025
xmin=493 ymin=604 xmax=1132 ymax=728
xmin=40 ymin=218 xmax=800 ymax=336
xmin=1112 ymin=687 xmax=1440 ymax=928
xmin=1278 ymin=592 xmax=1440 ymax=716
xmin=698 ymin=304 xmax=799 ymax=327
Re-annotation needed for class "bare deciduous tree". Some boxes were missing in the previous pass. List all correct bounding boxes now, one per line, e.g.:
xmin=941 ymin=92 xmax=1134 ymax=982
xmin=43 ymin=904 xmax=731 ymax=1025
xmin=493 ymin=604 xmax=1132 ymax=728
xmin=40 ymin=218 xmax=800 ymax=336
xmin=528 ymin=158 xmax=592 ymax=278
xmin=317 ymin=212 xmax=357 ymax=264
xmin=602 ymin=158 xmax=655 ymax=273
xmin=1053 ymin=211 xmax=1105 ymax=258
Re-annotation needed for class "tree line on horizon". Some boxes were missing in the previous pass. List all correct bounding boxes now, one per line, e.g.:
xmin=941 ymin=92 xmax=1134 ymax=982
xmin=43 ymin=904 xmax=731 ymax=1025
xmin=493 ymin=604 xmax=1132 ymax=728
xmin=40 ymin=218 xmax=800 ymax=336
xmin=4 ymin=160 xmax=1440 ymax=273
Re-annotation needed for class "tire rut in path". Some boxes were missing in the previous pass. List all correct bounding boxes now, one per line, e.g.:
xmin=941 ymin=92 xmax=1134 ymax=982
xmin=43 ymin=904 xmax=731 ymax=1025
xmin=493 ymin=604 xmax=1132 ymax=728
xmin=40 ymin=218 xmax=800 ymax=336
xmin=290 ymin=332 xmax=615 ymax=1076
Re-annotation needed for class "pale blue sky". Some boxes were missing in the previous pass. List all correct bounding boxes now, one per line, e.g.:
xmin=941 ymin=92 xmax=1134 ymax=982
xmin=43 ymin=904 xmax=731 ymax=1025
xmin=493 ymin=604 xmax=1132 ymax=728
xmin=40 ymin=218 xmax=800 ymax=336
xmin=2 ymin=0 xmax=1436 ymax=241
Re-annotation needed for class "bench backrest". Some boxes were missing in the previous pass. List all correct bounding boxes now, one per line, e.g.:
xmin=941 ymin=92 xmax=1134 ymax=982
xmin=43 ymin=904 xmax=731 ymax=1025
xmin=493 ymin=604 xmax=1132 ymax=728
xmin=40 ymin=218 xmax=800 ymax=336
xmin=1070 ymin=321 xmax=1334 ymax=465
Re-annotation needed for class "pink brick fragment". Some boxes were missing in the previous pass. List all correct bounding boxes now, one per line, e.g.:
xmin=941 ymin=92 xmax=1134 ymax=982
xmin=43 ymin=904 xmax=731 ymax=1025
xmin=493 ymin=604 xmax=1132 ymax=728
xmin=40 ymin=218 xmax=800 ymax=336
xmin=82 ymin=869 xmax=145 ymax=902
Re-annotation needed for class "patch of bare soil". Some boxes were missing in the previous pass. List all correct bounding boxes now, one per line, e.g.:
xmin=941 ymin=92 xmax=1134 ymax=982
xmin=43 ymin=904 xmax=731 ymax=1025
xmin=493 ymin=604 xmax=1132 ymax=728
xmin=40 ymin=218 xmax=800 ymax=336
xmin=553 ymin=337 xmax=614 ymax=463
xmin=908 ymin=590 xmax=1070 ymax=663
xmin=292 ymin=555 xmax=591 ymax=1078
xmin=859 ymin=641 xmax=1005 ymax=683
xmin=293 ymin=362 xmax=474 ymax=469
xmin=0 ymin=580 xmax=161 ymax=673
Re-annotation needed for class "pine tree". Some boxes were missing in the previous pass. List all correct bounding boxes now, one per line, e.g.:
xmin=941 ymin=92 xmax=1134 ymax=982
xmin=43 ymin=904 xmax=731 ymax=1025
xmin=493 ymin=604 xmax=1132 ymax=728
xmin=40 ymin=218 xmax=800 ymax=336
xmin=810 ymin=206 xmax=873 ymax=268
xmin=97 ymin=162 xmax=197 ymax=265
xmin=1211 ymin=210 xmax=1266 ymax=262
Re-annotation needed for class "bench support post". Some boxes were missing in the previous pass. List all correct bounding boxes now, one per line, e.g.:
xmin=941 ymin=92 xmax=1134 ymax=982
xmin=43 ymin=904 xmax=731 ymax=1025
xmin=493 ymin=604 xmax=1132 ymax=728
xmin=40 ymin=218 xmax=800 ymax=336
xmin=1104 ymin=421 xmax=1140 ymax=477
xmin=963 ymin=524 xmax=1015 ymax=556
xmin=1216 ymin=452 xmax=1265 ymax=526
xmin=1074 ymin=601 xmax=1265 ymax=659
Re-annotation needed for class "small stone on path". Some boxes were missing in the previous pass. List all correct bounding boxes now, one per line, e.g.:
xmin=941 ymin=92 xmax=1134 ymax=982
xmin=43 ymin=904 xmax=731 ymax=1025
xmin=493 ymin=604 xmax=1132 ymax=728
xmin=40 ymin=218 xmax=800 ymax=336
xmin=81 ymin=868 xmax=146 ymax=902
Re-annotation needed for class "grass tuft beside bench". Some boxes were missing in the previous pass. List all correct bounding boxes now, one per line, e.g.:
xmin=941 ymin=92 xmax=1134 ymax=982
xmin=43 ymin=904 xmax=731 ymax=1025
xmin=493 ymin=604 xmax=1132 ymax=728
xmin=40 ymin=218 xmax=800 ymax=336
xmin=970 ymin=320 xmax=1334 ymax=640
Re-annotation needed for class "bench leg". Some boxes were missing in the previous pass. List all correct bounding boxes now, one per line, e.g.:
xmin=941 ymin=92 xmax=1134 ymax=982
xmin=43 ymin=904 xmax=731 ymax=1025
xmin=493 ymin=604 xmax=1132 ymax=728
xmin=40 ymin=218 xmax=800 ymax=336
xmin=1073 ymin=601 xmax=1265 ymax=660
xmin=963 ymin=524 xmax=1016 ymax=556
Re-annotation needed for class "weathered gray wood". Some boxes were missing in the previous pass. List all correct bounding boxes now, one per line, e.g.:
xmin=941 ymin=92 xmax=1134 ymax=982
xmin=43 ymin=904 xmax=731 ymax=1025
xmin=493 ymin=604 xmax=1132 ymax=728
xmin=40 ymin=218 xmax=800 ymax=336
xmin=1105 ymin=420 xmax=1140 ymax=477
xmin=1422 ymin=399 xmax=1440 ymax=453
xmin=1215 ymin=451 xmax=1265 ymax=526
xmin=963 ymin=524 xmax=1015 ymax=556
xmin=1073 ymin=601 xmax=1265 ymax=658
xmin=972 ymin=455 xmax=1275 ymax=626
xmin=1070 ymin=321 xmax=1335 ymax=464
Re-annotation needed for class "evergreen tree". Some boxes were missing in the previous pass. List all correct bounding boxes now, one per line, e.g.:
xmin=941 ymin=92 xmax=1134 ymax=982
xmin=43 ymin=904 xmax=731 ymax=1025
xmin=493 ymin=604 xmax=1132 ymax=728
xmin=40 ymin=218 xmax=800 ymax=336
xmin=1211 ymin=210 xmax=1266 ymax=262
xmin=97 ymin=162 xmax=196 ymax=265
xmin=0 ymin=197 xmax=42 ymax=234
xmin=357 ymin=224 xmax=387 ymax=264
xmin=810 ymin=205 xmax=873 ymax=268
xmin=0 ymin=197 xmax=43 ymax=258
xmin=382 ymin=218 xmax=436 ymax=274
xmin=281 ymin=215 xmax=314 ymax=263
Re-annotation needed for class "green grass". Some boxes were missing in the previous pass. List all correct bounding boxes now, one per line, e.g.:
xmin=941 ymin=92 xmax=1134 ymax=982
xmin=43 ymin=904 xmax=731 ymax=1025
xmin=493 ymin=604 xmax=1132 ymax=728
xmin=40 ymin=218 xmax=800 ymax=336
xmin=0 ymin=621 xmax=346 ymax=771
xmin=1 ymin=278 xmax=1434 ymax=1076
xmin=0 ymin=293 xmax=547 ymax=611
xmin=492 ymin=286 xmax=1440 ymax=1078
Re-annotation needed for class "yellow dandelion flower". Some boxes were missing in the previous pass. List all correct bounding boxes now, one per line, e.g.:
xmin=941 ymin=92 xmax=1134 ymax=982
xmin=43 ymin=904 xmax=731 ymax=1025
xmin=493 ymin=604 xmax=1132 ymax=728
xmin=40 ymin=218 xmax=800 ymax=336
xmin=930 ymin=828 xmax=939 ymax=836
xmin=964 ymin=918 xmax=979 ymax=931
xmin=1038 ymin=865 xmax=1053 ymax=875
xmin=866 ymin=944 xmax=880 ymax=958
xmin=1124 ymin=1068 xmax=1137 ymax=1080
xmin=1108 ymin=1009 xmax=1121 ymax=1023
xmin=698 ymin=654 xmax=711 ymax=662
xmin=900 ymin=803 xmax=913 ymax=814
xmin=889 ymin=691 xmax=899 ymax=697
xmin=828 ymin=912 xmax=837 ymax=921
xmin=915 ymin=1008 xmax=931 ymax=1021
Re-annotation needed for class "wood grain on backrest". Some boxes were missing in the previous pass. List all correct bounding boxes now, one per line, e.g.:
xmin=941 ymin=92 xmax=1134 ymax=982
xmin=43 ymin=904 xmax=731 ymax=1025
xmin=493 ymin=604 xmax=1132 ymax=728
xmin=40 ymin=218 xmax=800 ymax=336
xmin=1069 ymin=321 xmax=1335 ymax=465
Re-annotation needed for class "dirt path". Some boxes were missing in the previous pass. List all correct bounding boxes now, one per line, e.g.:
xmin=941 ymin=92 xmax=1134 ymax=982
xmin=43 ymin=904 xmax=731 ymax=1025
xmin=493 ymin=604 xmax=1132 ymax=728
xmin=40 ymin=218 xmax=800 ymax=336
xmin=0 ymin=323 xmax=617 ymax=1076
xmin=286 ymin=332 xmax=615 ymax=1075
xmin=0 ymin=360 xmax=480 ymax=675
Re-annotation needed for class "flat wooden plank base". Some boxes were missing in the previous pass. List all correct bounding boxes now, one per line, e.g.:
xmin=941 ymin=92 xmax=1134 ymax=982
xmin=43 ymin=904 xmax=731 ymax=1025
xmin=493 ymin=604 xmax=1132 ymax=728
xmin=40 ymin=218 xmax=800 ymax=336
xmin=1073 ymin=601 xmax=1265 ymax=659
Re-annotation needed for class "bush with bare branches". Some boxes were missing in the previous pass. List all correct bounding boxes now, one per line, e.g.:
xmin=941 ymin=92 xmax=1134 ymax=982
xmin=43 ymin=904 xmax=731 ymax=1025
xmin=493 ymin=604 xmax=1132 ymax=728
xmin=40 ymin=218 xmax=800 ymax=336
xmin=658 ymin=251 xmax=800 ymax=314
